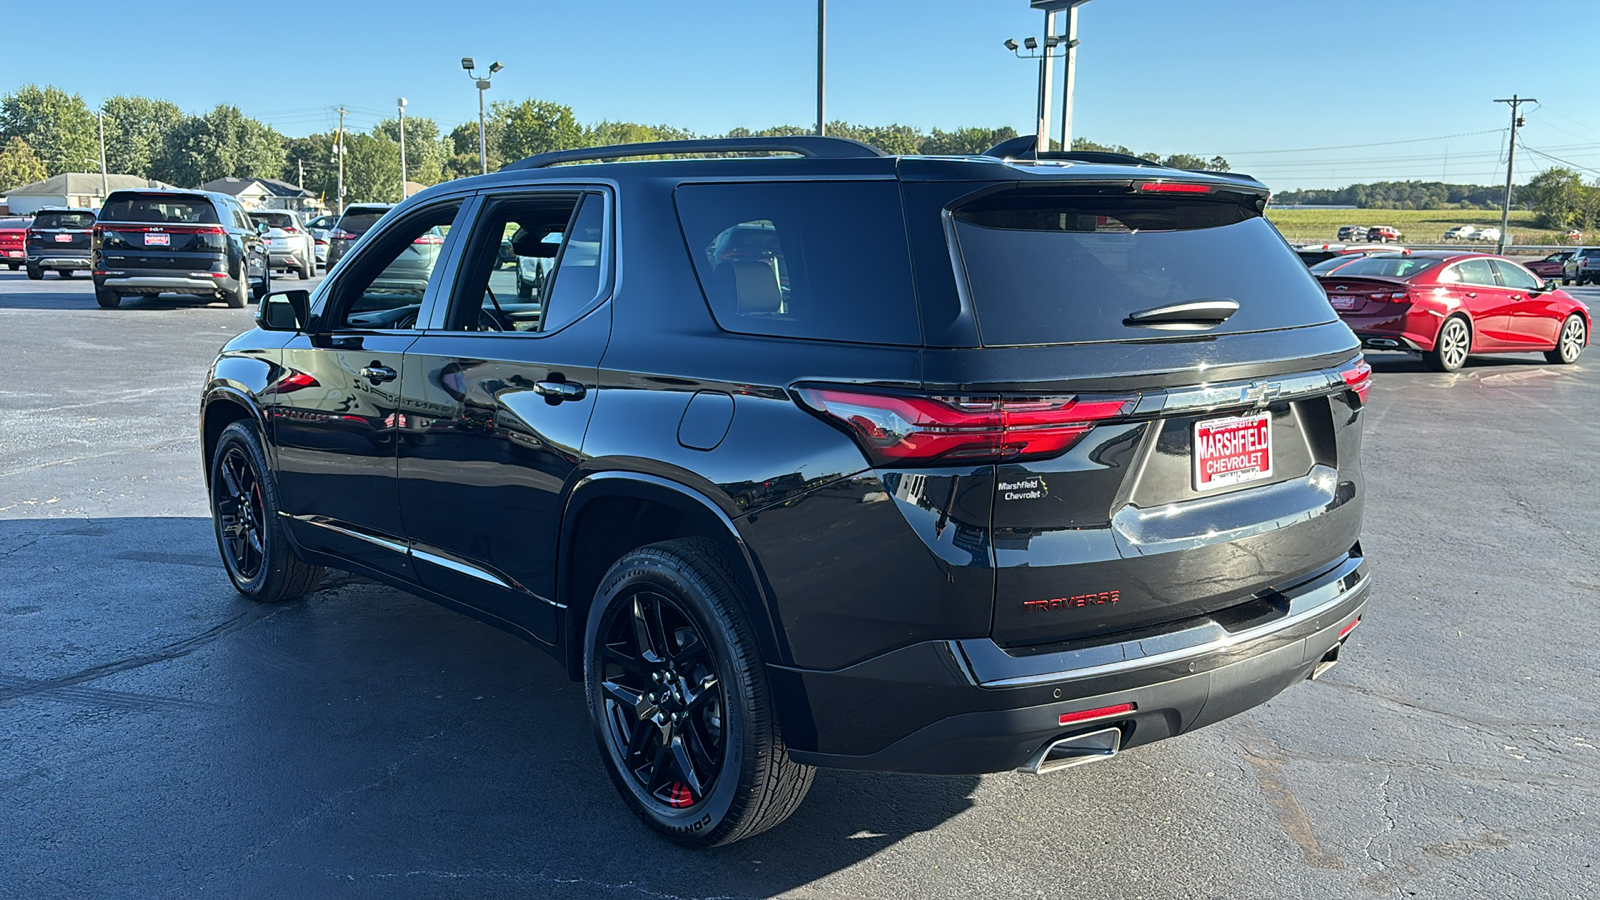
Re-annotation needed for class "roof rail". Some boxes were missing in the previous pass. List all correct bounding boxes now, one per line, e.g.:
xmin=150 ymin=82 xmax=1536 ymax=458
xmin=502 ymin=136 xmax=888 ymax=171
xmin=981 ymin=136 xmax=1162 ymax=168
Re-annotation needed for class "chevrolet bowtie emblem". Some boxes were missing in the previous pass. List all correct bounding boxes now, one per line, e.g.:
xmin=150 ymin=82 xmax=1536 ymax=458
xmin=1242 ymin=381 xmax=1283 ymax=407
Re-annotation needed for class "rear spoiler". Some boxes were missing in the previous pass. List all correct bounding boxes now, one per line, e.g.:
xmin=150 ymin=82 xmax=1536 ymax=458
xmin=982 ymin=135 xmax=1265 ymax=193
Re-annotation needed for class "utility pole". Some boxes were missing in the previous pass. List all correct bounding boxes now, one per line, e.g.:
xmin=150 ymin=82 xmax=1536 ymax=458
xmin=1494 ymin=94 xmax=1534 ymax=255
xmin=1057 ymin=3 xmax=1081 ymax=151
xmin=397 ymin=97 xmax=408 ymax=201
xmin=816 ymin=0 xmax=826 ymax=136
xmin=297 ymin=159 xmax=304 ymax=190
xmin=97 ymin=112 xmax=108 ymax=198
xmin=334 ymin=107 xmax=347 ymax=214
xmin=1036 ymin=7 xmax=1057 ymax=153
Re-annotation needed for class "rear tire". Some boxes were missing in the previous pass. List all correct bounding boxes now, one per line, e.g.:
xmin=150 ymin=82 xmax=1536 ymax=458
xmin=225 ymin=275 xmax=248 ymax=309
xmin=1425 ymin=316 xmax=1471 ymax=372
xmin=58 ymin=269 xmax=73 ymax=278
xmin=95 ymin=289 xmax=121 ymax=309
xmin=6 ymin=263 xmax=16 ymax=271
xmin=209 ymin=421 xmax=324 ymax=602
xmin=1545 ymin=314 xmax=1586 ymax=364
xmin=584 ymin=537 xmax=814 ymax=847
xmin=25 ymin=264 xmax=42 ymax=280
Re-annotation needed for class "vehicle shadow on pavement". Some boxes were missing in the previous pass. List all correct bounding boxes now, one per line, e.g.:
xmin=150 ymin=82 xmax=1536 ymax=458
xmin=0 ymin=516 xmax=979 ymax=898
xmin=1365 ymin=352 xmax=1560 ymax=374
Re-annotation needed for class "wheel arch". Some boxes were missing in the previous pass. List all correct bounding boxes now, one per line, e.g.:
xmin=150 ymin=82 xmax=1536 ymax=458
xmin=200 ymin=388 xmax=268 ymax=489
xmin=557 ymin=471 xmax=785 ymax=680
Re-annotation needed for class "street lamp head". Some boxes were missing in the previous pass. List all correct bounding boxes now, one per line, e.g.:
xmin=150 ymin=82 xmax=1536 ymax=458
xmin=461 ymin=57 xmax=475 ymax=71
xmin=398 ymin=97 xmax=407 ymax=108
xmin=489 ymin=61 xmax=504 ymax=74
xmin=1023 ymin=36 xmax=1038 ymax=50
xmin=1004 ymin=38 xmax=1019 ymax=51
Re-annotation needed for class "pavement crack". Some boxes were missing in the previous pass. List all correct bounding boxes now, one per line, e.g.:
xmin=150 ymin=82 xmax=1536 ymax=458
xmin=1226 ymin=718 xmax=1346 ymax=870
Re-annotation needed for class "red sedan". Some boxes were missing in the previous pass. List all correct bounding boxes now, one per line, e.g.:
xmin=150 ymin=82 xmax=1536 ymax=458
xmin=0 ymin=217 xmax=29 ymax=270
xmin=1318 ymin=251 xmax=1589 ymax=371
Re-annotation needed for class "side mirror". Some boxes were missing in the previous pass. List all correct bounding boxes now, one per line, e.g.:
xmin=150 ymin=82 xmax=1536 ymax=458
xmin=257 ymin=289 xmax=310 ymax=332
xmin=1542 ymin=279 xmax=1558 ymax=293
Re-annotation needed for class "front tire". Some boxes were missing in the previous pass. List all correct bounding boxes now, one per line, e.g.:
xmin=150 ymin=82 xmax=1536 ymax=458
xmin=584 ymin=538 xmax=814 ymax=847
xmin=250 ymin=268 xmax=270 ymax=303
xmin=1545 ymin=314 xmax=1586 ymax=364
xmin=1425 ymin=316 xmax=1472 ymax=372
xmin=209 ymin=421 xmax=324 ymax=602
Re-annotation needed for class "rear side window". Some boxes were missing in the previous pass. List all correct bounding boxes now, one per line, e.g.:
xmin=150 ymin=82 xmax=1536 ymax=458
xmin=674 ymin=181 xmax=921 ymax=345
xmin=101 ymin=193 xmax=219 ymax=225
xmin=951 ymin=191 xmax=1335 ymax=346
xmin=33 ymin=211 xmax=97 ymax=229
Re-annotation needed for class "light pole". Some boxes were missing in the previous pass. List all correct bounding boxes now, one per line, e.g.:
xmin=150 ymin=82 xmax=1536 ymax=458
xmin=462 ymin=58 xmax=504 ymax=174
xmin=1006 ymin=0 xmax=1090 ymax=153
xmin=397 ymin=97 xmax=408 ymax=200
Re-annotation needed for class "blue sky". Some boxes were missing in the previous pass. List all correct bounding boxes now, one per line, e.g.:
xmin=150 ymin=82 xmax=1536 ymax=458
xmin=4 ymin=0 xmax=1597 ymax=190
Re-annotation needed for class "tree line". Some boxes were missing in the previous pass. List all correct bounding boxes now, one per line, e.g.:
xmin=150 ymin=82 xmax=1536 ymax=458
xmin=0 ymin=83 xmax=1230 ymax=204
xmin=1270 ymin=181 xmax=1515 ymax=210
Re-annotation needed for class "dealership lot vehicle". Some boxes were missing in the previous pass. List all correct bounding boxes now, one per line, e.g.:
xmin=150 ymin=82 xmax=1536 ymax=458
xmin=1366 ymin=225 xmax=1401 ymax=242
xmin=0 ymin=216 xmax=27 ymax=269
xmin=92 ymin=189 xmax=269 ymax=309
xmin=1564 ymin=246 xmax=1600 ymax=284
xmin=1442 ymin=224 xmax=1475 ymax=241
xmin=1473 ymin=226 xmax=1501 ymax=243
xmin=1300 ymin=244 xmax=1408 ymax=269
xmin=25 ymin=207 xmax=97 ymax=279
xmin=306 ymin=213 xmax=337 ymax=266
xmin=1527 ymin=249 xmax=1574 ymax=283
xmin=1319 ymin=251 xmax=1589 ymax=371
xmin=1335 ymin=224 xmax=1368 ymax=242
xmin=247 ymin=209 xmax=316 ymax=279
xmin=323 ymin=202 xmax=393 ymax=269
xmin=204 ymin=136 xmax=1370 ymax=846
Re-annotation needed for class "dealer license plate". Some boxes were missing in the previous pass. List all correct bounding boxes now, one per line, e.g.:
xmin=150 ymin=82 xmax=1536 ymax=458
xmin=54 ymin=233 xmax=73 ymax=242
xmin=1328 ymin=295 xmax=1356 ymax=310
xmin=1193 ymin=412 xmax=1273 ymax=491
xmin=144 ymin=233 xmax=170 ymax=246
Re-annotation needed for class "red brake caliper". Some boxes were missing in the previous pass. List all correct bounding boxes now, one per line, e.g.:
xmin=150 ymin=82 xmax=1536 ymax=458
xmin=666 ymin=782 xmax=694 ymax=808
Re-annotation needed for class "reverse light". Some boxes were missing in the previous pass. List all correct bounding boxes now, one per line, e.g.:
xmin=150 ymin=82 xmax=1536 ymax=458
xmin=1340 ymin=358 xmax=1372 ymax=406
xmin=795 ymin=387 xmax=1138 ymax=466
xmin=1059 ymin=702 xmax=1136 ymax=726
xmin=1138 ymin=181 xmax=1212 ymax=194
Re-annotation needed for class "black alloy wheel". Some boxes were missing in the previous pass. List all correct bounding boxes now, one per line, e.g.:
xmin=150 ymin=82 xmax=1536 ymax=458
xmin=208 ymin=421 xmax=323 ymax=602
xmin=584 ymin=538 xmax=814 ymax=846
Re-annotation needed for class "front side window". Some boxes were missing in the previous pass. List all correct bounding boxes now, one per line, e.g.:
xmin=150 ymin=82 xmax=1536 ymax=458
xmin=446 ymin=192 xmax=609 ymax=334
xmin=325 ymin=202 xmax=461 ymax=330
xmin=1492 ymin=260 xmax=1541 ymax=291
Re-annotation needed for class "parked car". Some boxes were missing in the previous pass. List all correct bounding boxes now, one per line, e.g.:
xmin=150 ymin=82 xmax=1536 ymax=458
xmin=1565 ymin=229 xmax=1583 ymax=243
xmin=1442 ymin=225 xmax=1476 ymax=241
xmin=247 ymin=209 xmax=316 ymax=279
xmin=24 ymin=207 xmax=98 ymax=279
xmin=1473 ymin=226 xmax=1501 ymax=243
xmin=306 ymin=213 xmax=338 ymax=267
xmin=1526 ymin=250 xmax=1574 ymax=283
xmin=324 ymin=203 xmax=394 ymax=269
xmin=205 ymin=136 xmax=1371 ymax=847
xmin=1318 ymin=251 xmax=1588 ymax=370
xmin=1336 ymin=225 xmax=1369 ymax=242
xmin=91 ymin=188 xmax=269 ymax=309
xmin=1366 ymin=225 xmax=1402 ymax=243
xmin=1564 ymin=246 xmax=1600 ymax=285
xmin=1296 ymin=243 xmax=1404 ymax=267
xmin=0 ymin=216 xmax=29 ymax=270
xmin=1308 ymin=247 xmax=1410 ymax=275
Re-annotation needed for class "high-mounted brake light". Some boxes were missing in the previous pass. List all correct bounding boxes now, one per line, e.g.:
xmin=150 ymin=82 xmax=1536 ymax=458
xmin=795 ymin=387 xmax=1139 ymax=467
xmin=1340 ymin=358 xmax=1372 ymax=406
xmin=1059 ymin=702 xmax=1136 ymax=726
xmin=412 ymin=234 xmax=444 ymax=245
xmin=1138 ymin=181 xmax=1212 ymax=194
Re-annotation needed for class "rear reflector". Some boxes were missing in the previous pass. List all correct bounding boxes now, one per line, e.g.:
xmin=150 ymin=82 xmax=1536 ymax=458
xmin=1138 ymin=181 xmax=1212 ymax=194
xmin=1339 ymin=617 xmax=1361 ymax=640
xmin=1059 ymin=702 xmax=1136 ymax=726
xmin=1340 ymin=357 xmax=1372 ymax=406
xmin=795 ymin=387 xmax=1138 ymax=466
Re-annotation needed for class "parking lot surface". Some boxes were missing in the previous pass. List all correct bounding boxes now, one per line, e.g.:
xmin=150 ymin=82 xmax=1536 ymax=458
xmin=2 ymin=270 xmax=1597 ymax=899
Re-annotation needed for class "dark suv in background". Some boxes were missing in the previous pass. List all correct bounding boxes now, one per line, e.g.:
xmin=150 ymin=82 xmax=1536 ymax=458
xmin=201 ymin=136 xmax=1371 ymax=846
xmin=323 ymin=202 xmax=394 ymax=269
xmin=25 ymin=207 xmax=98 ymax=280
xmin=92 ymin=188 xmax=269 ymax=309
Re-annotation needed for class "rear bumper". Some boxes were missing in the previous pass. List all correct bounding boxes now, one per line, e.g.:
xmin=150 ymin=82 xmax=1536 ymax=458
xmin=1339 ymin=306 xmax=1439 ymax=351
xmin=26 ymin=253 xmax=91 ymax=268
xmin=773 ymin=550 xmax=1369 ymax=775
xmin=94 ymin=270 xmax=235 ymax=295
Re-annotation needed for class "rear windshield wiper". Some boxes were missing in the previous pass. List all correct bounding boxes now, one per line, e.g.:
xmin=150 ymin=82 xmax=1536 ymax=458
xmin=1123 ymin=299 xmax=1239 ymax=330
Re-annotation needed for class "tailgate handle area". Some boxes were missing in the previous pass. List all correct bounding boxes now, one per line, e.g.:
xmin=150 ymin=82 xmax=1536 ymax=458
xmin=1124 ymin=299 xmax=1239 ymax=330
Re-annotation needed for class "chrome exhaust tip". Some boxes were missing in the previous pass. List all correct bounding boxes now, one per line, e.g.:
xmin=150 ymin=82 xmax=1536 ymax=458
xmin=1019 ymin=727 xmax=1122 ymax=775
xmin=1364 ymin=338 xmax=1401 ymax=349
xmin=1311 ymin=641 xmax=1342 ymax=680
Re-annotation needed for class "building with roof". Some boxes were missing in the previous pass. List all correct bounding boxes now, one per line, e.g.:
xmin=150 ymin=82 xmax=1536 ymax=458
xmin=198 ymin=176 xmax=322 ymax=215
xmin=3 ymin=173 xmax=175 ymax=215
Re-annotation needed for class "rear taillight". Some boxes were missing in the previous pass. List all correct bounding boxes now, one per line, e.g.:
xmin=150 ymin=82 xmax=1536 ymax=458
xmin=331 ymin=230 xmax=357 ymax=241
xmin=1059 ymin=702 xmax=1137 ymax=726
xmin=1138 ymin=181 xmax=1212 ymax=194
xmin=795 ymin=387 xmax=1138 ymax=466
xmin=1340 ymin=358 xmax=1372 ymax=406
xmin=412 ymin=234 xmax=444 ymax=245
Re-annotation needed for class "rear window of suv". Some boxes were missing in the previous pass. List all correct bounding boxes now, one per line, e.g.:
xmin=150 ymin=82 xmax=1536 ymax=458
xmin=101 ymin=193 xmax=219 ymax=225
xmin=338 ymin=209 xmax=388 ymax=234
xmin=674 ymin=181 xmax=921 ymax=345
xmin=32 ymin=211 xmax=97 ymax=229
xmin=950 ymin=190 xmax=1336 ymax=346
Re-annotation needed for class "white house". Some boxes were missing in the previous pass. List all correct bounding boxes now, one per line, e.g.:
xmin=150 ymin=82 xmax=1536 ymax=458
xmin=198 ymin=176 xmax=321 ymax=215
xmin=4 ymin=173 xmax=174 ymax=215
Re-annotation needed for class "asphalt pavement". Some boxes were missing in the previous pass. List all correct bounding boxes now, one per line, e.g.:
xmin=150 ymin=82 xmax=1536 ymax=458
xmin=2 ymin=270 xmax=1597 ymax=899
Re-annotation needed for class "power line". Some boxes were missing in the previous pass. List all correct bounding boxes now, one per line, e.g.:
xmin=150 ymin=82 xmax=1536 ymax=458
xmin=1216 ymin=128 xmax=1506 ymax=157
xmin=1519 ymin=143 xmax=1600 ymax=178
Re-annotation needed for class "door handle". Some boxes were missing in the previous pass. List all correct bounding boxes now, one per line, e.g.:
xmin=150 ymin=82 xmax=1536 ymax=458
xmin=359 ymin=365 xmax=397 ymax=384
xmin=534 ymin=380 xmax=586 ymax=402
xmin=1465 ymin=292 xmax=1476 ymax=298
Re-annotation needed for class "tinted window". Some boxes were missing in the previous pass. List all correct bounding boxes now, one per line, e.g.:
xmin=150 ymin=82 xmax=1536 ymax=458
xmin=32 ymin=211 xmax=97 ymax=229
xmin=1326 ymin=256 xmax=1441 ymax=279
xmin=327 ymin=203 xmax=460 ymax=330
xmin=1492 ymin=259 xmax=1541 ymax=291
xmin=252 ymin=211 xmax=295 ymax=228
xmin=448 ymin=192 xmax=608 ymax=334
xmin=1309 ymin=256 xmax=1360 ymax=274
xmin=101 ymin=193 xmax=219 ymax=224
xmin=952 ymin=192 xmax=1333 ymax=346
xmin=339 ymin=209 xmax=388 ymax=234
xmin=674 ymin=181 xmax=921 ymax=345
xmin=1451 ymin=258 xmax=1499 ymax=286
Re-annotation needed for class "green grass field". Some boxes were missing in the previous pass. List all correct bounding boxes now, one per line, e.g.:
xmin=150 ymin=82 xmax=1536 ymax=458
xmin=1265 ymin=207 xmax=1571 ymax=246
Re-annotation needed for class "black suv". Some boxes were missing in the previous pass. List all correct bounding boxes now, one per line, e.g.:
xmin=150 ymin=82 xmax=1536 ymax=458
xmin=92 ymin=188 xmax=269 ymax=309
xmin=324 ymin=202 xmax=395 ymax=270
xmin=25 ymin=207 xmax=97 ymax=279
xmin=201 ymin=136 xmax=1370 ymax=846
